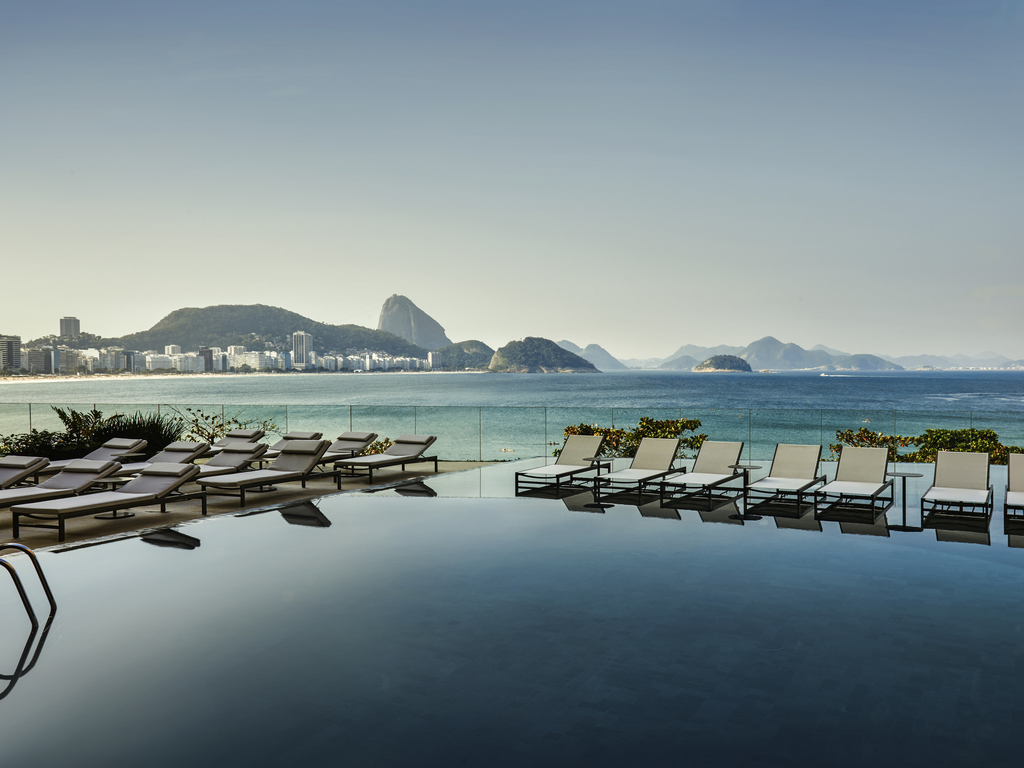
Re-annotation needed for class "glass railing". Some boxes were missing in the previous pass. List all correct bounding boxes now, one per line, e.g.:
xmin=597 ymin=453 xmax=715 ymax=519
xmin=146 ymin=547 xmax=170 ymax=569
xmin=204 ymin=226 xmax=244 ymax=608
xmin=4 ymin=403 xmax=1024 ymax=462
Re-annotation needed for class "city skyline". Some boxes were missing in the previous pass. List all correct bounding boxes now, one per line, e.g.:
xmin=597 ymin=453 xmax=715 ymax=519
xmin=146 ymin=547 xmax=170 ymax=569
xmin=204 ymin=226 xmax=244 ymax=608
xmin=3 ymin=1 xmax=1023 ymax=358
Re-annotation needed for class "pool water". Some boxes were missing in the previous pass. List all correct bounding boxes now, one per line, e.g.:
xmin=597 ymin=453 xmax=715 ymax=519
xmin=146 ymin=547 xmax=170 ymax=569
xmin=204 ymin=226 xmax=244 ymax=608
xmin=1 ymin=463 xmax=1022 ymax=767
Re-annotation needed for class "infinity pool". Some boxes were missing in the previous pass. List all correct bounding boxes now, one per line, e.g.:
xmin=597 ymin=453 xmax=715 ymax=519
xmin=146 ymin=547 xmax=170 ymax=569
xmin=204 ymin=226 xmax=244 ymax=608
xmin=1 ymin=463 xmax=1022 ymax=767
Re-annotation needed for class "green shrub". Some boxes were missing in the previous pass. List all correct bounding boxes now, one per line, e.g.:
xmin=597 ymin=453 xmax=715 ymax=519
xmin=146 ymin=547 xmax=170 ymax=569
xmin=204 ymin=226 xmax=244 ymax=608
xmin=831 ymin=426 xmax=1024 ymax=465
xmin=559 ymin=417 xmax=706 ymax=459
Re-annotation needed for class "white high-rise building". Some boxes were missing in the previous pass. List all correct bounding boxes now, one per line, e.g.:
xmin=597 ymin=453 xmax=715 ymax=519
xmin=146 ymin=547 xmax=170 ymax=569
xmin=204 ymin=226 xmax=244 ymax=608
xmin=291 ymin=332 xmax=312 ymax=370
xmin=165 ymin=345 xmax=181 ymax=355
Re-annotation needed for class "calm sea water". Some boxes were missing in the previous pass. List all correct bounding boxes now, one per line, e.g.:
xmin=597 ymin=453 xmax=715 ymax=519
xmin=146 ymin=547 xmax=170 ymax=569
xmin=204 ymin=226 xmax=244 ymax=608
xmin=2 ymin=371 xmax=1023 ymax=460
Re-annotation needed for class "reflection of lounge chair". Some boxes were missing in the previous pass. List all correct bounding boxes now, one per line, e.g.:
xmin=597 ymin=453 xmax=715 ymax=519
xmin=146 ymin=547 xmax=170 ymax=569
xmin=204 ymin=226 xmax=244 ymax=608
xmin=921 ymin=450 xmax=993 ymax=522
xmin=42 ymin=438 xmax=148 ymax=473
xmin=260 ymin=432 xmax=325 ymax=461
xmin=594 ymin=438 xmax=679 ymax=504
xmin=334 ymin=436 xmax=439 ymax=485
xmin=112 ymin=441 xmax=210 ymax=475
xmin=839 ymin=520 xmax=890 ymax=537
xmin=141 ymin=528 xmax=202 ymax=549
xmin=744 ymin=444 xmax=826 ymax=514
xmin=814 ymin=446 xmax=894 ymax=521
xmin=698 ymin=500 xmax=743 ymax=525
xmin=278 ymin=501 xmax=332 ymax=528
xmin=514 ymin=435 xmax=605 ymax=497
xmin=197 ymin=440 xmax=332 ymax=506
xmin=1004 ymin=454 xmax=1024 ymax=525
xmin=0 ymin=456 xmax=49 ymax=489
xmin=12 ymin=463 xmax=204 ymax=542
xmin=658 ymin=441 xmax=744 ymax=510
xmin=774 ymin=512 xmax=822 ymax=532
xmin=206 ymin=429 xmax=266 ymax=455
xmin=195 ymin=443 xmax=269 ymax=478
xmin=0 ymin=460 xmax=121 ymax=510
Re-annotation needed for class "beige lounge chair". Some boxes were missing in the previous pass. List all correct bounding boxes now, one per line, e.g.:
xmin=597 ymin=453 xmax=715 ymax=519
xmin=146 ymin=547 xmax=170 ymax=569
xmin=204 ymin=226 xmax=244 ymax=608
xmin=12 ymin=463 xmax=204 ymax=542
xmin=334 ymin=435 xmax=439 ymax=485
xmin=0 ymin=456 xmax=49 ymax=489
xmin=743 ymin=443 xmax=826 ymax=512
xmin=42 ymin=438 xmax=148 ymax=473
xmin=593 ymin=438 xmax=680 ymax=504
xmin=658 ymin=441 xmax=745 ymax=510
xmin=260 ymin=432 xmax=326 ymax=460
xmin=513 ymin=435 xmax=605 ymax=497
xmin=319 ymin=432 xmax=379 ymax=464
xmin=195 ymin=442 xmax=269 ymax=478
xmin=1004 ymin=453 xmax=1024 ymax=524
xmin=206 ymin=428 xmax=266 ymax=455
xmin=111 ymin=441 xmax=211 ymax=476
xmin=197 ymin=439 xmax=332 ymax=506
xmin=0 ymin=460 xmax=122 ymax=510
xmin=921 ymin=450 xmax=992 ymax=520
xmin=814 ymin=446 xmax=894 ymax=520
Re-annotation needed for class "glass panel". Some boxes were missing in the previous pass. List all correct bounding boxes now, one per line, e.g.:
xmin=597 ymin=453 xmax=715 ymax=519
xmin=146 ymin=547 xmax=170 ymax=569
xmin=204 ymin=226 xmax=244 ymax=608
xmin=351 ymin=406 xmax=416 ymax=446
xmin=413 ymin=407 xmax=481 ymax=461
xmin=544 ymin=408 xmax=614 ymax=452
xmin=220 ymin=405 xmax=288 ymax=442
xmin=749 ymin=410 xmax=822 ymax=462
xmin=971 ymin=411 xmax=1024 ymax=452
xmin=692 ymin=409 xmax=751 ymax=463
xmin=821 ymin=409 xmax=896 ymax=461
xmin=481 ymin=407 xmax=546 ymax=461
xmin=0 ymin=403 xmax=31 ymax=437
xmin=284 ymin=406 xmax=351 ymax=442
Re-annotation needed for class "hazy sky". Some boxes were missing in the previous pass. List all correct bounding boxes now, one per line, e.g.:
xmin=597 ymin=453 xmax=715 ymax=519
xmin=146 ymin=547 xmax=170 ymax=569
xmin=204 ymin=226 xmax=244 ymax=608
xmin=3 ymin=1 xmax=1023 ymax=359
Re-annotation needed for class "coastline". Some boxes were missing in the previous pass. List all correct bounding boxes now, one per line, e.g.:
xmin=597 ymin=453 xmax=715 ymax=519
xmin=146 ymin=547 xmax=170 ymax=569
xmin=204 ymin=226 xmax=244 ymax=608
xmin=0 ymin=370 xmax=489 ymax=386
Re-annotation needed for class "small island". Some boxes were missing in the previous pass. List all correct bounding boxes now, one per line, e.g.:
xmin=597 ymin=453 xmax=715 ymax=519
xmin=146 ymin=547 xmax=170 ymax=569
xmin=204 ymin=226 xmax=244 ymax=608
xmin=693 ymin=354 xmax=752 ymax=373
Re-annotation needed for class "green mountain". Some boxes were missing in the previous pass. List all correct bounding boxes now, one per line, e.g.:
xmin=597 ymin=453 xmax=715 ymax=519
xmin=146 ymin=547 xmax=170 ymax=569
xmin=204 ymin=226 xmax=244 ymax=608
xmin=92 ymin=305 xmax=428 ymax=357
xmin=694 ymin=355 xmax=752 ymax=372
xmin=741 ymin=337 xmax=835 ymax=370
xmin=489 ymin=338 xmax=599 ymax=373
xmin=429 ymin=340 xmax=495 ymax=370
xmin=658 ymin=355 xmax=699 ymax=371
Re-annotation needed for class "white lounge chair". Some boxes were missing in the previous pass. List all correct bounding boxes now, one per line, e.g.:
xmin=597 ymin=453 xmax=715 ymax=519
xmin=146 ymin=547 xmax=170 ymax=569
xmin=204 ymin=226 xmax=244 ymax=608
xmin=42 ymin=438 xmax=148 ymax=473
xmin=206 ymin=428 xmax=266 ymax=455
xmin=814 ymin=446 xmax=894 ymax=520
xmin=260 ymin=432 xmax=325 ymax=461
xmin=12 ymin=463 xmax=204 ymax=542
xmin=921 ymin=450 xmax=993 ymax=520
xmin=514 ymin=435 xmax=605 ymax=497
xmin=333 ymin=435 xmax=439 ymax=485
xmin=743 ymin=443 xmax=826 ymax=513
xmin=0 ymin=460 xmax=122 ymax=510
xmin=111 ymin=441 xmax=210 ymax=476
xmin=195 ymin=442 xmax=269 ymax=478
xmin=658 ymin=440 xmax=745 ymax=510
xmin=0 ymin=456 xmax=49 ymax=489
xmin=1004 ymin=453 xmax=1024 ymax=525
xmin=588 ymin=438 xmax=680 ymax=505
xmin=197 ymin=439 xmax=332 ymax=506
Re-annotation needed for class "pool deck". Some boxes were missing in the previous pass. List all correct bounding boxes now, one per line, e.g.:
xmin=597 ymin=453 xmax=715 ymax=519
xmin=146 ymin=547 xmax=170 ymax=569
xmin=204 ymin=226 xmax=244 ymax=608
xmin=0 ymin=461 xmax=493 ymax=551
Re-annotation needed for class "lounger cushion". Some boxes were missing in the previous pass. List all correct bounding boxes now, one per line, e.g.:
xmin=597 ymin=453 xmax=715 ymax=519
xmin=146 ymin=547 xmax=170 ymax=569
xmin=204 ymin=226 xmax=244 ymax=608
xmin=923 ymin=487 xmax=990 ymax=505
xmin=515 ymin=464 xmax=591 ymax=478
xmin=13 ymin=490 xmax=157 ymax=516
xmin=222 ymin=443 xmax=266 ymax=454
xmin=0 ymin=455 xmax=46 ymax=469
xmin=748 ymin=476 xmax=819 ymax=493
xmin=282 ymin=440 xmax=328 ymax=455
xmin=601 ymin=468 xmax=666 ymax=482
xmin=1006 ymin=490 xmax=1024 ymax=509
xmin=197 ymin=469 xmax=302 ymax=488
xmin=339 ymin=432 xmax=376 ymax=442
xmin=819 ymin=481 xmax=887 ymax=496
xmin=140 ymin=463 xmax=197 ymax=477
xmin=663 ymin=472 xmax=735 ymax=487
xmin=393 ymin=435 xmax=433 ymax=445
xmin=103 ymin=438 xmax=143 ymax=449
xmin=0 ymin=486 xmax=76 ymax=507
xmin=63 ymin=460 xmax=121 ymax=473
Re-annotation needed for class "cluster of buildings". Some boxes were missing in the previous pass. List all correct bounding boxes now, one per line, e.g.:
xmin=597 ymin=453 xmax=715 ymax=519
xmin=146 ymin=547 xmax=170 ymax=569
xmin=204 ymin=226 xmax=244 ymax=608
xmin=1 ymin=321 xmax=429 ymax=375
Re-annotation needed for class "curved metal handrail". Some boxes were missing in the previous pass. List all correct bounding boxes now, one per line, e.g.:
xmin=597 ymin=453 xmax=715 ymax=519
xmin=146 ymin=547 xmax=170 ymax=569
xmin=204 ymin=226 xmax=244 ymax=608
xmin=0 ymin=559 xmax=38 ymax=628
xmin=0 ymin=624 xmax=41 ymax=700
xmin=0 ymin=543 xmax=57 ymax=614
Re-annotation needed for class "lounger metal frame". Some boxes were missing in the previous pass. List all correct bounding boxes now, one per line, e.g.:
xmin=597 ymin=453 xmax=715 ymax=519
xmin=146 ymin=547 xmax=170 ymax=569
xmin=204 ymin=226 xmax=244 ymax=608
xmin=743 ymin=444 xmax=827 ymax=515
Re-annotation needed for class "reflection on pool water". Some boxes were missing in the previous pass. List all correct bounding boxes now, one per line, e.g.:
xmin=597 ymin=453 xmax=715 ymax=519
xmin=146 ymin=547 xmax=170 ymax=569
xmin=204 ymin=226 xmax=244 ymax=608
xmin=1 ymin=462 xmax=1023 ymax=767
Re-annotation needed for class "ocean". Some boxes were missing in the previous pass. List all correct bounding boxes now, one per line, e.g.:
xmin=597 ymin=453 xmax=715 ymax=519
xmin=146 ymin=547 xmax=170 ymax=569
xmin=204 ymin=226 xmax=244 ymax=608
xmin=2 ymin=370 xmax=1023 ymax=460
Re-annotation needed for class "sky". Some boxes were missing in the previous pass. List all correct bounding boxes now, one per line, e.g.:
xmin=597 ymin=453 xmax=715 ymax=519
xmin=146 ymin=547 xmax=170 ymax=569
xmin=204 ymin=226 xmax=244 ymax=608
xmin=2 ymin=0 xmax=1023 ymax=360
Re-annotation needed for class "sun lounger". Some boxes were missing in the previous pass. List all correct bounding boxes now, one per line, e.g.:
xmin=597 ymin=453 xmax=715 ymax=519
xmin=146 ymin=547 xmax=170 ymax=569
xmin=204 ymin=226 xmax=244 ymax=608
xmin=658 ymin=441 xmax=745 ymax=510
xmin=334 ymin=435 xmax=439 ymax=485
xmin=206 ymin=428 xmax=266 ymax=455
xmin=0 ymin=460 xmax=122 ymax=510
xmin=0 ymin=456 xmax=49 ymax=489
xmin=111 ymin=441 xmax=211 ymax=476
xmin=195 ymin=442 xmax=269 ymax=478
xmin=319 ymin=432 xmax=379 ymax=464
xmin=921 ymin=450 xmax=993 ymax=521
xmin=42 ymin=438 xmax=148 ymax=473
xmin=260 ymin=432 xmax=326 ymax=460
xmin=197 ymin=439 xmax=332 ymax=506
xmin=593 ymin=438 xmax=680 ymax=504
xmin=514 ymin=435 xmax=605 ymax=497
xmin=814 ymin=446 xmax=894 ymax=520
xmin=1004 ymin=454 xmax=1024 ymax=524
xmin=12 ymin=463 xmax=204 ymax=542
xmin=743 ymin=443 xmax=826 ymax=513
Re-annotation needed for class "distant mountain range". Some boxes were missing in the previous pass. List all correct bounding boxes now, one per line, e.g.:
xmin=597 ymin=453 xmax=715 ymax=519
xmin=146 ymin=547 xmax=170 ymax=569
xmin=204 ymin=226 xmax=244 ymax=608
xmin=556 ymin=341 xmax=628 ymax=371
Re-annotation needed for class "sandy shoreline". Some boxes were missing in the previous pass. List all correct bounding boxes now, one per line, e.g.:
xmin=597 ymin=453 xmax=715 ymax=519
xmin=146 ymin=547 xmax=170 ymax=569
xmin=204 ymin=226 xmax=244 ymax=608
xmin=0 ymin=370 xmax=485 ymax=386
